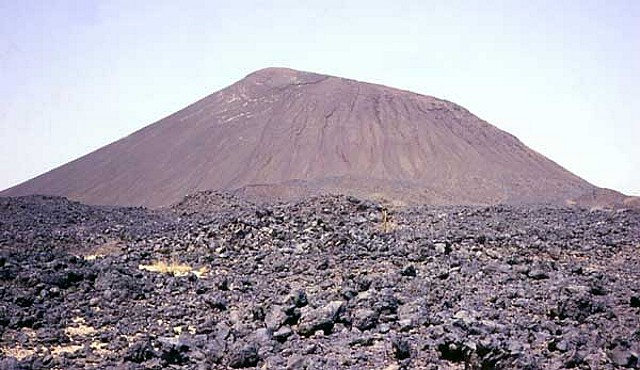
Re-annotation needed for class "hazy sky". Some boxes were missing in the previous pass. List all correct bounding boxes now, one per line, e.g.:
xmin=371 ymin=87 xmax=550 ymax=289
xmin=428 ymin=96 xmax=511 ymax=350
xmin=1 ymin=1 xmax=638 ymax=195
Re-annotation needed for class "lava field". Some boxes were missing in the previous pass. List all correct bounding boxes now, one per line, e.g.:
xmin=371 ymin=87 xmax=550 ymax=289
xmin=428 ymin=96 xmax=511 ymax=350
xmin=1 ymin=193 xmax=639 ymax=369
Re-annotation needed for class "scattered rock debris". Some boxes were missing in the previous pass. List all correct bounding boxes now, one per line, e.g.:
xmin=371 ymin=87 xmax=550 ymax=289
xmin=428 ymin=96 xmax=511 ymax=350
xmin=1 ymin=193 xmax=639 ymax=369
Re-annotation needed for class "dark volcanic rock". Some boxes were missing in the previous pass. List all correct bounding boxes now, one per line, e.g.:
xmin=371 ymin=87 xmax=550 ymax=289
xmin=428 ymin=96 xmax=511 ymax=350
xmin=158 ymin=336 xmax=190 ymax=365
xmin=297 ymin=301 xmax=346 ymax=336
xmin=124 ymin=339 xmax=156 ymax=363
xmin=526 ymin=269 xmax=549 ymax=280
xmin=391 ymin=336 xmax=411 ymax=360
xmin=609 ymin=347 xmax=638 ymax=368
xmin=554 ymin=292 xmax=607 ymax=322
xmin=273 ymin=326 xmax=293 ymax=343
xmin=400 ymin=264 xmax=417 ymax=277
xmin=1 ymin=194 xmax=639 ymax=369
xmin=352 ymin=308 xmax=379 ymax=331
xmin=227 ymin=342 xmax=260 ymax=368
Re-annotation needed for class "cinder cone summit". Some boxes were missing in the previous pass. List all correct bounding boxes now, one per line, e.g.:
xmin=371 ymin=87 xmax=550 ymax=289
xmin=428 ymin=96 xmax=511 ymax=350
xmin=1 ymin=67 xmax=630 ymax=207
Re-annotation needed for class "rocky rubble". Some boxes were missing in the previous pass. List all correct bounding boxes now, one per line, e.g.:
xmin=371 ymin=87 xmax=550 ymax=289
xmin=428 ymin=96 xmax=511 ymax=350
xmin=1 ymin=193 xmax=639 ymax=369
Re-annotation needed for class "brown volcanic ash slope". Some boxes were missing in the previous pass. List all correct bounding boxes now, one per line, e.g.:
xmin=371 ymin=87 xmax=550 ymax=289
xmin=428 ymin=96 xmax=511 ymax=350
xmin=0 ymin=68 xmax=625 ymax=208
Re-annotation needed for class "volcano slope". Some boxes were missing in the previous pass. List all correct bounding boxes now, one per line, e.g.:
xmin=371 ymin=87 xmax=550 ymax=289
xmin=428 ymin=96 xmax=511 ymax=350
xmin=2 ymin=67 xmax=631 ymax=208
xmin=1 ymin=193 xmax=639 ymax=369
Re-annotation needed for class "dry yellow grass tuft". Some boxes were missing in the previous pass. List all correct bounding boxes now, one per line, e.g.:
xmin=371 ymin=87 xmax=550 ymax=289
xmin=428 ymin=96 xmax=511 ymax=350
xmin=64 ymin=317 xmax=97 ymax=337
xmin=82 ymin=240 xmax=123 ymax=261
xmin=90 ymin=341 xmax=110 ymax=355
xmin=173 ymin=325 xmax=198 ymax=335
xmin=2 ymin=346 xmax=35 ymax=360
xmin=138 ymin=260 xmax=209 ymax=277
xmin=51 ymin=344 xmax=84 ymax=356
xmin=2 ymin=342 xmax=109 ymax=360
xmin=378 ymin=207 xmax=399 ymax=233
xmin=139 ymin=260 xmax=192 ymax=276
xmin=194 ymin=266 xmax=210 ymax=278
xmin=1 ymin=318 xmax=112 ymax=361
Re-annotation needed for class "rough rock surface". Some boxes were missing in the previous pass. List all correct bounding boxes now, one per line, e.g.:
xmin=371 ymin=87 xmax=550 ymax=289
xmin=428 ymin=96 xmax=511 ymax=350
xmin=1 ymin=193 xmax=639 ymax=369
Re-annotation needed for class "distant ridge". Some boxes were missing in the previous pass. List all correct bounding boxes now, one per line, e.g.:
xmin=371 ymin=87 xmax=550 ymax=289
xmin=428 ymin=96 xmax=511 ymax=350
xmin=1 ymin=67 xmax=634 ymax=208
